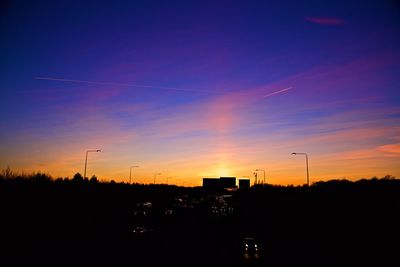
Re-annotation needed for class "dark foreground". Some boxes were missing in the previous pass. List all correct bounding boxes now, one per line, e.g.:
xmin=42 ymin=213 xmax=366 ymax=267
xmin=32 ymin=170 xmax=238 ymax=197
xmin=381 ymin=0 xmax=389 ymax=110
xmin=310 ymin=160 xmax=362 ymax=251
xmin=1 ymin=177 xmax=399 ymax=267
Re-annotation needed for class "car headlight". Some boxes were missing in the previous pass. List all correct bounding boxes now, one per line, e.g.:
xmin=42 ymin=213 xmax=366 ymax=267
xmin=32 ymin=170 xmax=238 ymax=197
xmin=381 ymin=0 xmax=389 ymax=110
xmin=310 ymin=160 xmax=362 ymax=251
xmin=255 ymin=244 xmax=258 ymax=247
xmin=245 ymin=244 xmax=248 ymax=247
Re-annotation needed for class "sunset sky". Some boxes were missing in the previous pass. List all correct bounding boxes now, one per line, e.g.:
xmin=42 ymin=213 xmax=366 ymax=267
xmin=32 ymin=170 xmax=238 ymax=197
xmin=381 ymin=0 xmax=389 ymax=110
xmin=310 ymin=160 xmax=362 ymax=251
xmin=1 ymin=1 xmax=399 ymax=186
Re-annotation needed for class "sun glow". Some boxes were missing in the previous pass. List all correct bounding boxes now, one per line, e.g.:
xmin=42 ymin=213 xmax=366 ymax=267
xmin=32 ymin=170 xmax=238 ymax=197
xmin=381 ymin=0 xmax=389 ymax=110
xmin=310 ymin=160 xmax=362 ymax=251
xmin=216 ymin=165 xmax=233 ymax=177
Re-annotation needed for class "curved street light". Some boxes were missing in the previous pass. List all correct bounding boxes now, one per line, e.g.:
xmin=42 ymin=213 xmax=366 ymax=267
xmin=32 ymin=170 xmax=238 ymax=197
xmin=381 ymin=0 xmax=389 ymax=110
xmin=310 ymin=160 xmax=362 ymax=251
xmin=84 ymin=149 xmax=101 ymax=179
xmin=291 ymin=152 xmax=309 ymax=186
xmin=255 ymin=169 xmax=266 ymax=185
xmin=129 ymin=165 xmax=139 ymax=184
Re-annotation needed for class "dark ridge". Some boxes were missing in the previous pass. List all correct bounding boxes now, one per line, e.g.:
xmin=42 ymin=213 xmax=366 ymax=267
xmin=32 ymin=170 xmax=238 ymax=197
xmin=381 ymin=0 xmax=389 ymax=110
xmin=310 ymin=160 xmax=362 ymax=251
xmin=1 ymin=169 xmax=399 ymax=267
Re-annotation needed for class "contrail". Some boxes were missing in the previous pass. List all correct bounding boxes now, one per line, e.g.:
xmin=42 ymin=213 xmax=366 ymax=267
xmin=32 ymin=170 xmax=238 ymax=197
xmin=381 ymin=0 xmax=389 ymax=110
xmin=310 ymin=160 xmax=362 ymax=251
xmin=33 ymin=76 xmax=212 ymax=93
xmin=34 ymin=76 xmax=293 ymax=98
xmin=261 ymin=87 xmax=293 ymax=98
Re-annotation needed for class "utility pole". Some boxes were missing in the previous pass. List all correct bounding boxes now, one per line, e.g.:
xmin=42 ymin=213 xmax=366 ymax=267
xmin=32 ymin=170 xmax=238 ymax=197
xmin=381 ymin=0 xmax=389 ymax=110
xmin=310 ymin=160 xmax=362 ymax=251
xmin=291 ymin=152 xmax=310 ymax=186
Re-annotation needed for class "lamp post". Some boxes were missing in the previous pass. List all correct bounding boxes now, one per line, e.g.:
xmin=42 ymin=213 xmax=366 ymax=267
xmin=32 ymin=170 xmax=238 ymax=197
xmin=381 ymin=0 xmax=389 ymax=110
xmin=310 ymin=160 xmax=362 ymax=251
xmin=166 ymin=176 xmax=172 ymax=185
xmin=153 ymin=173 xmax=161 ymax=184
xmin=291 ymin=152 xmax=309 ymax=186
xmin=129 ymin=165 xmax=139 ymax=184
xmin=84 ymin=149 xmax=101 ymax=179
xmin=255 ymin=169 xmax=266 ymax=184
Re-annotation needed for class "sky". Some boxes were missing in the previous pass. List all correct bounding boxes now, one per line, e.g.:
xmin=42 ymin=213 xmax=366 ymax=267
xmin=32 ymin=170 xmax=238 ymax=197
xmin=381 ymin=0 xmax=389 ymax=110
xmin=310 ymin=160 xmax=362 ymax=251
xmin=1 ymin=0 xmax=399 ymax=186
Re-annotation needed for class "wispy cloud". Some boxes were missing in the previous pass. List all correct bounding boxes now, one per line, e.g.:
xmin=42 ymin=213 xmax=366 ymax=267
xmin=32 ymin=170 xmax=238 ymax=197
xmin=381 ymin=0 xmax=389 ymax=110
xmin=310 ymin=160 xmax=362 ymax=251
xmin=305 ymin=17 xmax=346 ymax=26
xmin=13 ymin=46 xmax=399 ymax=183
xmin=377 ymin=143 xmax=400 ymax=155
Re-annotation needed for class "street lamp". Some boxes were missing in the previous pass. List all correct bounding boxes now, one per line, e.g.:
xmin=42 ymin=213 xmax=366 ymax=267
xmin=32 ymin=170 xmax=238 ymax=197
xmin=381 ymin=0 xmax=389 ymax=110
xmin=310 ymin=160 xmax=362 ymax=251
xmin=166 ymin=176 xmax=172 ymax=185
xmin=84 ymin=149 xmax=101 ymax=179
xmin=291 ymin=152 xmax=309 ymax=186
xmin=255 ymin=169 xmax=266 ymax=184
xmin=253 ymin=172 xmax=258 ymax=185
xmin=153 ymin=173 xmax=161 ymax=184
xmin=129 ymin=165 xmax=139 ymax=184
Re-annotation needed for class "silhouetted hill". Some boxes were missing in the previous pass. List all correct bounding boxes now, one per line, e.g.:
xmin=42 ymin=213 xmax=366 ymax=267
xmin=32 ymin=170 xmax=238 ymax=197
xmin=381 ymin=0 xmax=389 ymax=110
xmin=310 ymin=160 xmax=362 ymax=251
xmin=1 ymin=169 xmax=399 ymax=267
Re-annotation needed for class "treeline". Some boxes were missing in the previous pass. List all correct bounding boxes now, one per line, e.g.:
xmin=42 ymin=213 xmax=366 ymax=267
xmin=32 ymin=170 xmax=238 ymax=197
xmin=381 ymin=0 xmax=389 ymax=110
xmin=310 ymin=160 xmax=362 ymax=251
xmin=1 ymin=167 xmax=108 ymax=184
xmin=0 ymin=167 xmax=193 ymax=195
xmin=1 ymin=167 xmax=399 ymax=267
xmin=1 ymin=166 xmax=398 ymax=188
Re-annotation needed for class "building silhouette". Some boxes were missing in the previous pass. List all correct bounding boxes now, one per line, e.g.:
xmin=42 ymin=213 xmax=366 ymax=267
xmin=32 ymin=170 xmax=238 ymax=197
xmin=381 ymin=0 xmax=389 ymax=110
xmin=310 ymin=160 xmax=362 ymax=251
xmin=202 ymin=178 xmax=221 ymax=188
xmin=202 ymin=177 xmax=237 ymax=189
xmin=238 ymin=178 xmax=250 ymax=189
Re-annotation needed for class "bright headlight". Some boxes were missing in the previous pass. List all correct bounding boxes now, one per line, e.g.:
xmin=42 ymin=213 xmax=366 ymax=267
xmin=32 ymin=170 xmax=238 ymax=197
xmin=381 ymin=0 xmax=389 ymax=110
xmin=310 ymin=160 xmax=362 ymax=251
xmin=245 ymin=244 xmax=248 ymax=247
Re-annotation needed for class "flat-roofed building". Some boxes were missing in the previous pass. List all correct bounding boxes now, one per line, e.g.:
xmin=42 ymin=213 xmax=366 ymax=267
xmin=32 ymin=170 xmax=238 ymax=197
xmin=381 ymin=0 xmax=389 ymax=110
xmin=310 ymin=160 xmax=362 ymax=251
xmin=238 ymin=178 xmax=250 ymax=189
xmin=203 ymin=178 xmax=221 ymax=188
xmin=202 ymin=177 xmax=237 ymax=189
xmin=220 ymin=177 xmax=236 ymax=188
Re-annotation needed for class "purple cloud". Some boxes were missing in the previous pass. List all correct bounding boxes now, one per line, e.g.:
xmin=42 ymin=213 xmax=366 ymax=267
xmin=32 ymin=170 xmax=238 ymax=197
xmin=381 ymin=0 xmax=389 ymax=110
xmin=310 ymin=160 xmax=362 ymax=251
xmin=305 ymin=17 xmax=346 ymax=26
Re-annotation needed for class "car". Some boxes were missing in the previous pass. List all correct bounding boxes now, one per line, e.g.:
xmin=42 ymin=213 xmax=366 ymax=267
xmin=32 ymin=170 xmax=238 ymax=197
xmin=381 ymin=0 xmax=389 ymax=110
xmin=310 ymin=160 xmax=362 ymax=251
xmin=243 ymin=237 xmax=259 ymax=253
xmin=133 ymin=202 xmax=153 ymax=216
xmin=164 ymin=209 xmax=173 ymax=216
xmin=132 ymin=226 xmax=148 ymax=235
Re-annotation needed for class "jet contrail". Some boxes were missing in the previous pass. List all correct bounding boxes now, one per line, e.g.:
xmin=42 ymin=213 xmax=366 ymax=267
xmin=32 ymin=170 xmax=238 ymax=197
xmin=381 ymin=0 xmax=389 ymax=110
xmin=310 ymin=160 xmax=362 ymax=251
xmin=261 ymin=87 xmax=293 ymax=98
xmin=33 ymin=76 xmax=212 ymax=93
xmin=34 ymin=76 xmax=293 ymax=98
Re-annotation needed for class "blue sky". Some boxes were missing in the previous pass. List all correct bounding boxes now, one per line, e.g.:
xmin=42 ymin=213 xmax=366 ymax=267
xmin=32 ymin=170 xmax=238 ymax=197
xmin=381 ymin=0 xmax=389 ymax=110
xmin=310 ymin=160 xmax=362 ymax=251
xmin=1 ymin=1 xmax=399 ymax=185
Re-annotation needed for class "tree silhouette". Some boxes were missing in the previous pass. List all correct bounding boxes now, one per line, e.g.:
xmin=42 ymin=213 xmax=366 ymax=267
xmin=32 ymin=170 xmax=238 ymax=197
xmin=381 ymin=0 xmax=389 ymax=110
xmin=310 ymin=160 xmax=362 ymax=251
xmin=72 ymin=172 xmax=83 ymax=182
xmin=90 ymin=175 xmax=98 ymax=184
xmin=0 ymin=166 xmax=14 ymax=179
